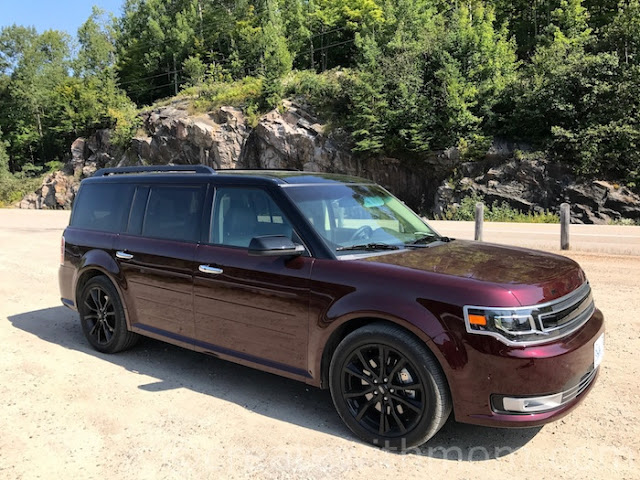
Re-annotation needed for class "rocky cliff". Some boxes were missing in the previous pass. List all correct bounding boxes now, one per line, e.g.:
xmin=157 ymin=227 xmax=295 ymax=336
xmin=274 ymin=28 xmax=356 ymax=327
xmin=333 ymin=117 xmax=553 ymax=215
xmin=18 ymin=100 xmax=640 ymax=224
xmin=435 ymin=154 xmax=640 ymax=224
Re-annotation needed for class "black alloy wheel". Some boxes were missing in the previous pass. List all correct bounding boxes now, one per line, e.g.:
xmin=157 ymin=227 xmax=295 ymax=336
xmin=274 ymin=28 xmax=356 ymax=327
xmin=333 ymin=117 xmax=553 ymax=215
xmin=330 ymin=323 xmax=451 ymax=449
xmin=341 ymin=344 xmax=426 ymax=436
xmin=79 ymin=276 xmax=138 ymax=353
xmin=83 ymin=285 xmax=116 ymax=346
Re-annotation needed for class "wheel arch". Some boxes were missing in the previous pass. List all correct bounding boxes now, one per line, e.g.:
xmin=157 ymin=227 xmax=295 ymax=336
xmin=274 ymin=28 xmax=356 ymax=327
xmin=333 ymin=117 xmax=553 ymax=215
xmin=319 ymin=316 xmax=454 ymax=398
xmin=74 ymin=259 xmax=132 ymax=329
xmin=75 ymin=268 xmax=109 ymax=304
xmin=73 ymin=248 xmax=122 ymax=302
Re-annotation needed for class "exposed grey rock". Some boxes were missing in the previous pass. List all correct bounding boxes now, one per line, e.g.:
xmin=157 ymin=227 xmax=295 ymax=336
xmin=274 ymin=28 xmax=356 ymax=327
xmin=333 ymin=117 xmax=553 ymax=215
xmin=19 ymin=171 xmax=78 ymax=210
xmin=70 ymin=138 xmax=87 ymax=171
xmin=18 ymin=193 xmax=38 ymax=209
xmin=436 ymin=158 xmax=640 ymax=224
xmin=19 ymin=101 xmax=640 ymax=223
xmin=240 ymin=101 xmax=353 ymax=173
xmin=131 ymin=105 xmax=249 ymax=168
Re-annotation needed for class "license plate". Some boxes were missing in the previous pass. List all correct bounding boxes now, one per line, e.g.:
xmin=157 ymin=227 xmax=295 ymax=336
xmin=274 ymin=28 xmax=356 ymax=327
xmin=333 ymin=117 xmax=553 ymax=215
xmin=594 ymin=333 xmax=605 ymax=369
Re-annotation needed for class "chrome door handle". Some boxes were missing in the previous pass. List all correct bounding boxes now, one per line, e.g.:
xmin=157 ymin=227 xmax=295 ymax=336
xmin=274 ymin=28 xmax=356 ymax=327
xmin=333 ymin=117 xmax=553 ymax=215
xmin=116 ymin=251 xmax=134 ymax=260
xmin=199 ymin=265 xmax=223 ymax=275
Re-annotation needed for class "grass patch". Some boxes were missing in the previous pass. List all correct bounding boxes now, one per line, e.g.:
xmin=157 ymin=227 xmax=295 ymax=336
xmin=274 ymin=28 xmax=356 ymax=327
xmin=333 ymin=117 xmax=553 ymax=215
xmin=608 ymin=218 xmax=640 ymax=226
xmin=441 ymin=192 xmax=559 ymax=223
xmin=0 ymin=173 xmax=43 ymax=207
xmin=185 ymin=76 xmax=264 ymax=114
xmin=282 ymin=69 xmax=347 ymax=123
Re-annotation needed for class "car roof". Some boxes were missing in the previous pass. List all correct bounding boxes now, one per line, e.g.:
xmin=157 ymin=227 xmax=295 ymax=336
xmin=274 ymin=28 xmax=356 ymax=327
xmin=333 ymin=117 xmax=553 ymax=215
xmin=86 ymin=167 xmax=371 ymax=186
xmin=216 ymin=170 xmax=370 ymax=184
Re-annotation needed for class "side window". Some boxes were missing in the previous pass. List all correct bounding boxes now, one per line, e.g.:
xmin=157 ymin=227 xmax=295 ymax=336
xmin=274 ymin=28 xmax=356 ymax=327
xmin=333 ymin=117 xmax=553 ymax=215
xmin=210 ymin=187 xmax=294 ymax=248
xmin=142 ymin=185 xmax=205 ymax=242
xmin=71 ymin=183 xmax=134 ymax=233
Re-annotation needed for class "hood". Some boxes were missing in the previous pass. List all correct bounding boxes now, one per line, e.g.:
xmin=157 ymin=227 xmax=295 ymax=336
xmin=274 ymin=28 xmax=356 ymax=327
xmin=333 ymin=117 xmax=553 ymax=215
xmin=362 ymin=240 xmax=586 ymax=306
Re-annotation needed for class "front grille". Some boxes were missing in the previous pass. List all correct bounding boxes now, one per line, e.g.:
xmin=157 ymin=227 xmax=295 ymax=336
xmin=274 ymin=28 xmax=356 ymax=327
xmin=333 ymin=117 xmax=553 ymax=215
xmin=537 ymin=282 xmax=595 ymax=336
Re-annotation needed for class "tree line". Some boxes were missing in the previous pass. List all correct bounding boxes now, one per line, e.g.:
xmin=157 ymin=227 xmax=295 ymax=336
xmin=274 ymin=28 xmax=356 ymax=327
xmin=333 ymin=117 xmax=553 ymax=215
xmin=1 ymin=0 xmax=639 ymax=197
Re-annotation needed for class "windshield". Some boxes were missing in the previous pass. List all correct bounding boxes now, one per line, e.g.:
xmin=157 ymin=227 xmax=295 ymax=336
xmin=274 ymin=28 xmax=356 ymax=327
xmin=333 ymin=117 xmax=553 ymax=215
xmin=283 ymin=184 xmax=441 ymax=256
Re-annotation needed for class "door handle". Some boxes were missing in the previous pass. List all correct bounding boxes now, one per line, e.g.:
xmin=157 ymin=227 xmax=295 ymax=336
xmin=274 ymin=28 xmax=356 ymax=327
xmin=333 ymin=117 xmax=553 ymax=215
xmin=199 ymin=265 xmax=223 ymax=275
xmin=116 ymin=251 xmax=134 ymax=260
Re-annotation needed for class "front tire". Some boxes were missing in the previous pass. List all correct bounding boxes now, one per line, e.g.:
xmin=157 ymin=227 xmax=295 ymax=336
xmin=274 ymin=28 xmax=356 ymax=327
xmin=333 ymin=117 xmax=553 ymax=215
xmin=79 ymin=276 xmax=138 ymax=353
xmin=329 ymin=323 xmax=451 ymax=449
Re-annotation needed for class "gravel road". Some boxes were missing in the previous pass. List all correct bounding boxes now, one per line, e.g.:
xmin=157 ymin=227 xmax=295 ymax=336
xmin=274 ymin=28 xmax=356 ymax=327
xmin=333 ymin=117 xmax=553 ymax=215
xmin=0 ymin=210 xmax=638 ymax=480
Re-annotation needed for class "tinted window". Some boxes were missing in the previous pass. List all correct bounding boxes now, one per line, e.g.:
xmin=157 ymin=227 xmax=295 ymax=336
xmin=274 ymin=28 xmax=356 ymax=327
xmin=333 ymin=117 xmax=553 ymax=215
xmin=211 ymin=187 xmax=294 ymax=247
xmin=284 ymin=184 xmax=437 ymax=255
xmin=142 ymin=185 xmax=205 ymax=242
xmin=71 ymin=183 xmax=134 ymax=233
xmin=126 ymin=186 xmax=150 ymax=236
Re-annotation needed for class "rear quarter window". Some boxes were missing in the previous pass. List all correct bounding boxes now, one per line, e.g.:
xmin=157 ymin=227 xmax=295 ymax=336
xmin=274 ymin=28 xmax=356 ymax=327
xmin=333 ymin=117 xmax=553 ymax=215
xmin=142 ymin=185 xmax=205 ymax=242
xmin=71 ymin=183 xmax=134 ymax=233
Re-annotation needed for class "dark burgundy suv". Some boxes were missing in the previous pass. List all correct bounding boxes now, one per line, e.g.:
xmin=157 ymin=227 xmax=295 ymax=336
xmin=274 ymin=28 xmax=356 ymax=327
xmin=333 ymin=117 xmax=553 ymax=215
xmin=59 ymin=165 xmax=604 ymax=448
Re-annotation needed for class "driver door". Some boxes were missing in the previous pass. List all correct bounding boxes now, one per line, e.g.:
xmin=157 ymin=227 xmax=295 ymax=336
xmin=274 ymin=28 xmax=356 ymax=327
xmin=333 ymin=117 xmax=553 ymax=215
xmin=193 ymin=186 xmax=313 ymax=378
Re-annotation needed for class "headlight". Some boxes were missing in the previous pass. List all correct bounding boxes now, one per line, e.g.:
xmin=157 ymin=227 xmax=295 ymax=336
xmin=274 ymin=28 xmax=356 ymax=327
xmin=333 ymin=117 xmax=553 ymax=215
xmin=463 ymin=283 xmax=596 ymax=346
xmin=464 ymin=306 xmax=547 ymax=344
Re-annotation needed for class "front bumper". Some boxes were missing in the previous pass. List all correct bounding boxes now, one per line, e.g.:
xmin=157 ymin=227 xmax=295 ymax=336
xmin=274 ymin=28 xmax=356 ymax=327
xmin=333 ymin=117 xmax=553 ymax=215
xmin=449 ymin=308 xmax=605 ymax=427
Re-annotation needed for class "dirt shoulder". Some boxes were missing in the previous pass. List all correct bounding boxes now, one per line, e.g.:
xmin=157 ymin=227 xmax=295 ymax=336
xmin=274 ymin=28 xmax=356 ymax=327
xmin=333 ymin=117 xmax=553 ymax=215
xmin=0 ymin=210 xmax=637 ymax=479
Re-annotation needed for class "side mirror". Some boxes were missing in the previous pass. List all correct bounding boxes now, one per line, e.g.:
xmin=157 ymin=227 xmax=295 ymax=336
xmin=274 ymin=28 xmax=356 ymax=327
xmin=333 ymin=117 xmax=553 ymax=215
xmin=248 ymin=235 xmax=305 ymax=257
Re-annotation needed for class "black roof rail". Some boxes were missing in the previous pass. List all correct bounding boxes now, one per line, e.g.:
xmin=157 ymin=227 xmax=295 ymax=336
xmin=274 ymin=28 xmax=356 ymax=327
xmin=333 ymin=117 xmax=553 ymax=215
xmin=93 ymin=165 xmax=216 ymax=177
xmin=215 ymin=168 xmax=301 ymax=172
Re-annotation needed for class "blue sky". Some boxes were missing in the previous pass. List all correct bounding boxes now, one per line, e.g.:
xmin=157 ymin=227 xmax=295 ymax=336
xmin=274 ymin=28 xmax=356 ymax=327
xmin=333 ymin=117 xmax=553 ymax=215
xmin=0 ymin=1 xmax=124 ymax=37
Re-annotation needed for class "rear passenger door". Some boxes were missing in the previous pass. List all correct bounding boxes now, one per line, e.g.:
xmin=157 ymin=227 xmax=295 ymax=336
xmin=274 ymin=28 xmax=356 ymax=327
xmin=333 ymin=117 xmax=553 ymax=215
xmin=193 ymin=186 xmax=312 ymax=378
xmin=116 ymin=183 xmax=206 ymax=344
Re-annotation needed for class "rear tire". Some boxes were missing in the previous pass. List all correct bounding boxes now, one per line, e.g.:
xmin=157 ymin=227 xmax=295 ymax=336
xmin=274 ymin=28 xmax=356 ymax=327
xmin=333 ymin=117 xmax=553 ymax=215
xmin=329 ymin=323 xmax=451 ymax=449
xmin=78 ymin=276 xmax=138 ymax=353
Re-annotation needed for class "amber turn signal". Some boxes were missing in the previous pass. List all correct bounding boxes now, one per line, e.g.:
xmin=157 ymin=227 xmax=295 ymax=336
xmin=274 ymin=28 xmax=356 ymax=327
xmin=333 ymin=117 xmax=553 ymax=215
xmin=468 ymin=313 xmax=487 ymax=326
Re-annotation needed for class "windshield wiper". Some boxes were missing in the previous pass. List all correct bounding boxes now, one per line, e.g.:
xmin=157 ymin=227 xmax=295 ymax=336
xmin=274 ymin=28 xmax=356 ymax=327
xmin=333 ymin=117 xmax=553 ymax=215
xmin=336 ymin=243 xmax=401 ymax=252
xmin=405 ymin=234 xmax=452 ymax=247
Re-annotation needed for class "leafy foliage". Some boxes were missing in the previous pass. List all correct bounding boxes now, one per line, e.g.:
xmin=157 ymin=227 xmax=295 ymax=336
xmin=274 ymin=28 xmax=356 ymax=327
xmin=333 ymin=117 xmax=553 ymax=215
xmin=187 ymin=76 xmax=264 ymax=113
xmin=1 ymin=0 xmax=640 ymax=189
xmin=495 ymin=0 xmax=640 ymax=181
xmin=0 ymin=13 xmax=137 ymax=175
xmin=0 ymin=134 xmax=42 ymax=206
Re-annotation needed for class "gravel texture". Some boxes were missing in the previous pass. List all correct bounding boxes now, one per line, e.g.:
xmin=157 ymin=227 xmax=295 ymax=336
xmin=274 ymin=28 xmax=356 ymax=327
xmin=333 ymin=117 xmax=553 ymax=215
xmin=0 ymin=210 xmax=637 ymax=479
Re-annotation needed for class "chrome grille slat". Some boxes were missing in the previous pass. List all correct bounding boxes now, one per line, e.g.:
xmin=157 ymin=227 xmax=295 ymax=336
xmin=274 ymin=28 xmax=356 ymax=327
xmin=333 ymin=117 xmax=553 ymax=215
xmin=537 ymin=283 xmax=594 ymax=337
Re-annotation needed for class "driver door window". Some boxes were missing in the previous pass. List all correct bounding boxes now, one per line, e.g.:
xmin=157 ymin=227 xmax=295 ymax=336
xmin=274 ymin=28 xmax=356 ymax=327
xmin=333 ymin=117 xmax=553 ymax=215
xmin=210 ymin=187 xmax=294 ymax=247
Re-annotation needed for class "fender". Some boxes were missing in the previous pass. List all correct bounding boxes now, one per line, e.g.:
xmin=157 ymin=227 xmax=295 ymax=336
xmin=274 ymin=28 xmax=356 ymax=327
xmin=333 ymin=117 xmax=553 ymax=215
xmin=73 ymin=249 xmax=133 ymax=329
xmin=309 ymin=290 xmax=466 ymax=392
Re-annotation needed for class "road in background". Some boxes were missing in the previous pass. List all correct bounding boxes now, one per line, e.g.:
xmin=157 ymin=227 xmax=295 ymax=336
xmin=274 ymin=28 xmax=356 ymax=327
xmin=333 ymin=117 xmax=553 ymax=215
xmin=430 ymin=220 xmax=640 ymax=256
xmin=3 ymin=210 xmax=639 ymax=255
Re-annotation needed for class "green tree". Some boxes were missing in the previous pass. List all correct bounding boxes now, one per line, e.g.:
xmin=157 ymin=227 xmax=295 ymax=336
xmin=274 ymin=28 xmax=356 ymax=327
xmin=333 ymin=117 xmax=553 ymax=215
xmin=0 ymin=26 xmax=71 ymax=170
xmin=602 ymin=0 xmax=640 ymax=65
xmin=0 ymin=129 xmax=9 ymax=174
xmin=494 ymin=0 xmax=563 ymax=57
xmin=76 ymin=6 xmax=117 ymax=75
xmin=279 ymin=0 xmax=311 ymax=67
xmin=308 ymin=0 xmax=385 ymax=71
xmin=342 ymin=1 xmax=517 ymax=154
xmin=183 ymin=54 xmax=207 ymax=86
xmin=116 ymin=0 xmax=200 ymax=103
xmin=497 ymin=0 xmax=640 ymax=181
xmin=51 ymin=9 xmax=139 ymax=147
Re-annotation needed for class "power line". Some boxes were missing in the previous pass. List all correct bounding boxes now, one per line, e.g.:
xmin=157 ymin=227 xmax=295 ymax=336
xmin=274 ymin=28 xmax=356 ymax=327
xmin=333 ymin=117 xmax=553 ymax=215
xmin=310 ymin=25 xmax=351 ymax=39
xmin=309 ymin=38 xmax=356 ymax=54
xmin=117 ymin=69 xmax=181 ymax=86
